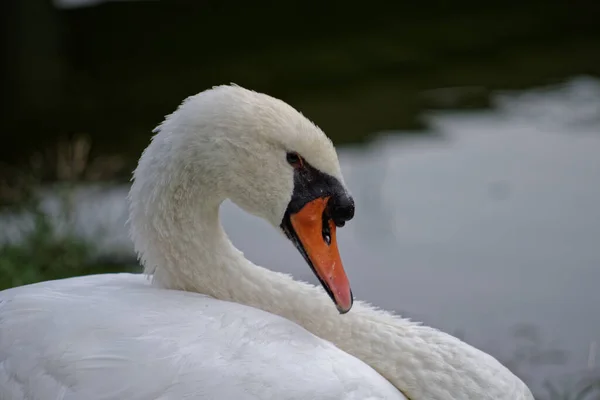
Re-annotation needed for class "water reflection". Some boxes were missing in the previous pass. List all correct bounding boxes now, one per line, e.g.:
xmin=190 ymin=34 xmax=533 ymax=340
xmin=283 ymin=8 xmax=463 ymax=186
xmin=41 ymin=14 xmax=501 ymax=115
xmin=2 ymin=77 xmax=599 ymax=395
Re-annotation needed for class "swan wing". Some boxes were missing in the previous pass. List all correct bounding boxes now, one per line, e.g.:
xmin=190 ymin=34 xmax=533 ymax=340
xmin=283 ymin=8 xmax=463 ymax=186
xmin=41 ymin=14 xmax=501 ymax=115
xmin=0 ymin=273 xmax=406 ymax=400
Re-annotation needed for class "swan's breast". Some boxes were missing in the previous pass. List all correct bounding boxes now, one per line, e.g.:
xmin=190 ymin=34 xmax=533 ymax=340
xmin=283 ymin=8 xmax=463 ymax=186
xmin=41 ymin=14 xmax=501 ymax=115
xmin=0 ymin=273 xmax=405 ymax=400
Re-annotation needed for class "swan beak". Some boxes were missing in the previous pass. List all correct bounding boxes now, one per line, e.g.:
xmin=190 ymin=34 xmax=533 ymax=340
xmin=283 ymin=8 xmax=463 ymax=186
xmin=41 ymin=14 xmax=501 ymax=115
xmin=289 ymin=197 xmax=353 ymax=314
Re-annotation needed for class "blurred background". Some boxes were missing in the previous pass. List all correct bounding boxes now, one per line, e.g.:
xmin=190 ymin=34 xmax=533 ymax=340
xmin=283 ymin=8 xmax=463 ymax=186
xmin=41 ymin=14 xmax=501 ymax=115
xmin=2 ymin=0 xmax=600 ymax=398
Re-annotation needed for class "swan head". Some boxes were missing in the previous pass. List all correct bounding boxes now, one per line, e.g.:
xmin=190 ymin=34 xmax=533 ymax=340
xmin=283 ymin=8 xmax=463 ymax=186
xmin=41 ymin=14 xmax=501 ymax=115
xmin=134 ymin=85 xmax=355 ymax=313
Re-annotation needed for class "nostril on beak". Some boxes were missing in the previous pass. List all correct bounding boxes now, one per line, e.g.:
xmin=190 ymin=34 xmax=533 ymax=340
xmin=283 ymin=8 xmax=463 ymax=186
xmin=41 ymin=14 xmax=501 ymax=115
xmin=329 ymin=194 xmax=355 ymax=227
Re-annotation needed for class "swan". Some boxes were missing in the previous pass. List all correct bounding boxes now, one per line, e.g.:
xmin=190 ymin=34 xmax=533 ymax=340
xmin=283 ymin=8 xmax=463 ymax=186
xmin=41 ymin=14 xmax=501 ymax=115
xmin=0 ymin=85 xmax=534 ymax=400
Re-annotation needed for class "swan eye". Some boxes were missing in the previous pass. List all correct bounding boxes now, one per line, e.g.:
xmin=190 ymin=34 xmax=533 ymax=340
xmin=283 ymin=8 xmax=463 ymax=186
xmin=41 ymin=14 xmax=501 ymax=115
xmin=286 ymin=152 xmax=303 ymax=168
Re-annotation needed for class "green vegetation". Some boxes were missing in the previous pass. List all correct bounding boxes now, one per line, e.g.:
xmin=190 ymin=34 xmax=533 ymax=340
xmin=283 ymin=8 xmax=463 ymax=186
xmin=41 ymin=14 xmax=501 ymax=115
xmin=0 ymin=206 xmax=135 ymax=290
xmin=0 ymin=178 xmax=137 ymax=290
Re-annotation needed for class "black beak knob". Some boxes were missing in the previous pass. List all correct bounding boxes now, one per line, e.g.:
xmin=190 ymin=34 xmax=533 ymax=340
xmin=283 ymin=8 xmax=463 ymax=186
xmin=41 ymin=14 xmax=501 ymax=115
xmin=328 ymin=193 xmax=355 ymax=227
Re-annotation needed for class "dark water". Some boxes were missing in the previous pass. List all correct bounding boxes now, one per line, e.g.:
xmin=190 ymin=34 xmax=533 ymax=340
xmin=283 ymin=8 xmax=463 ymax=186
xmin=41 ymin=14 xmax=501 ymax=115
xmin=2 ymin=1 xmax=600 ymax=177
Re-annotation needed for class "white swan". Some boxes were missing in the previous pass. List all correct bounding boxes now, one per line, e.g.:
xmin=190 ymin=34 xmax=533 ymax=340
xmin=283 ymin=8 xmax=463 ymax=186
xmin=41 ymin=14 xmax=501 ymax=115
xmin=0 ymin=85 xmax=534 ymax=400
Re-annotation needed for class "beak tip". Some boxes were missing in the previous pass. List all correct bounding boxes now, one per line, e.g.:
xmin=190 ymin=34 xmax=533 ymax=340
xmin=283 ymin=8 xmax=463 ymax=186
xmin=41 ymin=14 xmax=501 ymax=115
xmin=337 ymin=305 xmax=352 ymax=315
xmin=335 ymin=291 xmax=353 ymax=314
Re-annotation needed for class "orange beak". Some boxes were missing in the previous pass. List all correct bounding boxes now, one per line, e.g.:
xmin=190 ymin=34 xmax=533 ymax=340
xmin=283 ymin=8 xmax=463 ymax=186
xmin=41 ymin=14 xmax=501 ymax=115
xmin=289 ymin=197 xmax=353 ymax=313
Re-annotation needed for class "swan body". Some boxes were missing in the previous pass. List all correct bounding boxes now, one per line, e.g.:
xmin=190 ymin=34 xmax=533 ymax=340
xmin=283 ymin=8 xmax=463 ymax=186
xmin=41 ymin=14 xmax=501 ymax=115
xmin=0 ymin=85 xmax=534 ymax=399
xmin=0 ymin=274 xmax=403 ymax=399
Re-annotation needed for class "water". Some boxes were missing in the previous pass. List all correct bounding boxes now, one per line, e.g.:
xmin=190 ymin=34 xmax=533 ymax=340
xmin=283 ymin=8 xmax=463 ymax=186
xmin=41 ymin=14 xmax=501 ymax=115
xmin=2 ymin=77 xmax=599 ymax=394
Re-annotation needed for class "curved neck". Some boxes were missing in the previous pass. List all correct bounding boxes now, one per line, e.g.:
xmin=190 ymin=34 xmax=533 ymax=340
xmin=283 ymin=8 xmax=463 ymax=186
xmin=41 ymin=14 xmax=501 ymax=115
xmin=132 ymin=192 xmax=529 ymax=400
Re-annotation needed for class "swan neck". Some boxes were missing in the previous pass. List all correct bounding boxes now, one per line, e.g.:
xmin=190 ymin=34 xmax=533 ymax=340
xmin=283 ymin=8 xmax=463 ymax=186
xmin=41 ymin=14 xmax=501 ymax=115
xmin=131 ymin=186 xmax=532 ymax=400
xmin=149 ymin=201 xmax=242 ymax=297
